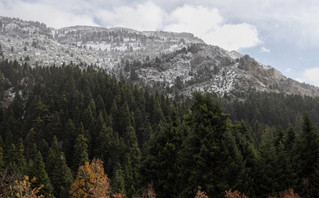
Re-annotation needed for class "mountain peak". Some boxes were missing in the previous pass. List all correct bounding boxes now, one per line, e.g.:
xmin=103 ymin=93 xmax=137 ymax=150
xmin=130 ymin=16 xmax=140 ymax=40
xmin=1 ymin=16 xmax=319 ymax=97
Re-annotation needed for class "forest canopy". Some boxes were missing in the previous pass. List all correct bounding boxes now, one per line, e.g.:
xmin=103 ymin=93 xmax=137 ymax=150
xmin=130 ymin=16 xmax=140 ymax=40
xmin=0 ymin=60 xmax=318 ymax=197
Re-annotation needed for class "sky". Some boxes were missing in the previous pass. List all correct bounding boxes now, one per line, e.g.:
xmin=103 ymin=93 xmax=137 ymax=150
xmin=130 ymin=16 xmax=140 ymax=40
xmin=1 ymin=0 xmax=319 ymax=86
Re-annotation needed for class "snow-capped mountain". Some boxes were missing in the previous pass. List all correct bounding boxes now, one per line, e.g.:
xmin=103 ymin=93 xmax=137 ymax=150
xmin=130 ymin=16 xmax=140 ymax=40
xmin=1 ymin=16 xmax=319 ymax=97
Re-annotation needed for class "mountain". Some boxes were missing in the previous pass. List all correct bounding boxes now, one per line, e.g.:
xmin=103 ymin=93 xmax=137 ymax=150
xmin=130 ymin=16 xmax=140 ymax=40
xmin=1 ymin=16 xmax=319 ymax=97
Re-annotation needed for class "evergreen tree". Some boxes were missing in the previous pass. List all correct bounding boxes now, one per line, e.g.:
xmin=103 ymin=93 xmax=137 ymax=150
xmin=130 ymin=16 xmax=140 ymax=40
xmin=95 ymin=122 xmax=113 ymax=163
xmin=38 ymin=139 xmax=49 ymax=162
xmin=5 ymin=112 xmax=21 ymax=143
xmin=25 ymin=128 xmax=37 ymax=160
xmin=255 ymin=133 xmax=277 ymax=198
xmin=293 ymin=113 xmax=319 ymax=197
xmin=143 ymin=107 xmax=185 ymax=197
xmin=124 ymin=125 xmax=141 ymax=197
xmin=285 ymin=127 xmax=296 ymax=151
xmin=231 ymin=122 xmax=258 ymax=196
xmin=64 ymin=119 xmax=77 ymax=161
xmin=16 ymin=139 xmax=26 ymax=174
xmin=27 ymin=151 xmax=53 ymax=197
xmin=5 ymin=143 xmax=21 ymax=173
xmin=178 ymin=93 xmax=244 ymax=197
xmin=46 ymin=136 xmax=73 ymax=198
xmin=72 ymin=134 xmax=89 ymax=171
xmin=50 ymin=152 xmax=73 ymax=198
xmin=111 ymin=162 xmax=126 ymax=194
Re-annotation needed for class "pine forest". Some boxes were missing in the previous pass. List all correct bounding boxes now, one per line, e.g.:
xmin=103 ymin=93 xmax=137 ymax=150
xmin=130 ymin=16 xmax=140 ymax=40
xmin=0 ymin=60 xmax=319 ymax=198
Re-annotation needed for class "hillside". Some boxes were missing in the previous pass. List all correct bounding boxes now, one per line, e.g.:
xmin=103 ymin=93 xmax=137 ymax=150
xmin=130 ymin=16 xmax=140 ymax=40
xmin=1 ymin=16 xmax=319 ymax=97
xmin=0 ymin=61 xmax=318 ymax=197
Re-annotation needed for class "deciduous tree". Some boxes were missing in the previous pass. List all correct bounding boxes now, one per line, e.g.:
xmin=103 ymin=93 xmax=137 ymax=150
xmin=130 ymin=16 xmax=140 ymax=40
xmin=69 ymin=159 xmax=109 ymax=198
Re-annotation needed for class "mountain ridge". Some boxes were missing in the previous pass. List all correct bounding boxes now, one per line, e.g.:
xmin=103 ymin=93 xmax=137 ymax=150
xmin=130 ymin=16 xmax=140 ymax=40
xmin=0 ymin=16 xmax=318 ymax=97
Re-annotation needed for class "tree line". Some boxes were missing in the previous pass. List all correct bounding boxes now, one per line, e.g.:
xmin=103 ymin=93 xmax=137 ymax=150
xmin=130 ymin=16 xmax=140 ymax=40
xmin=0 ymin=60 xmax=318 ymax=197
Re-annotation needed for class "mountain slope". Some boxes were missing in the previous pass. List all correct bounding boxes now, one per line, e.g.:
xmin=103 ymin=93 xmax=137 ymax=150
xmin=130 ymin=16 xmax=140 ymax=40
xmin=0 ymin=16 xmax=318 ymax=97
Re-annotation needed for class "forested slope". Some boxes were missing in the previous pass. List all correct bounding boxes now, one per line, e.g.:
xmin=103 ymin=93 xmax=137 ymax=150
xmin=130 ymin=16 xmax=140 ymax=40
xmin=0 ymin=61 xmax=318 ymax=198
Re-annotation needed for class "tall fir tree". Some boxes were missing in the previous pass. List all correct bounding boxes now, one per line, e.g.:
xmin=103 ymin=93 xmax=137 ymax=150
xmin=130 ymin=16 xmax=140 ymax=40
xmin=16 ymin=139 xmax=26 ymax=174
xmin=72 ymin=134 xmax=89 ymax=171
xmin=293 ymin=113 xmax=319 ymax=197
xmin=178 ymin=93 xmax=244 ymax=198
xmin=46 ymin=136 xmax=73 ymax=198
xmin=27 ymin=151 xmax=53 ymax=197
xmin=143 ymin=107 xmax=185 ymax=198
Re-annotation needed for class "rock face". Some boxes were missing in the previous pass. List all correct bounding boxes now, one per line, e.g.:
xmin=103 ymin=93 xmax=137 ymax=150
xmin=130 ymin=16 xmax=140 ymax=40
xmin=1 ymin=16 xmax=319 ymax=97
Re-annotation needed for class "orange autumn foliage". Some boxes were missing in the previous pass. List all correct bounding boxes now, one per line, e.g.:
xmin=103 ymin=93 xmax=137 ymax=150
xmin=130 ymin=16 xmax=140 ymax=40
xmin=112 ymin=192 xmax=124 ymax=198
xmin=69 ymin=159 xmax=110 ymax=198
xmin=10 ymin=176 xmax=44 ymax=198
xmin=225 ymin=189 xmax=248 ymax=198
xmin=195 ymin=186 xmax=209 ymax=198
xmin=271 ymin=188 xmax=300 ymax=198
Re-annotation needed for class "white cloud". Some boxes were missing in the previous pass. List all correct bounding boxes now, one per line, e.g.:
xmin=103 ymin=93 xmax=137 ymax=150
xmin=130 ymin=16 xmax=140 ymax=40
xmin=0 ymin=1 xmax=261 ymax=51
xmin=164 ymin=5 xmax=223 ymax=36
xmin=303 ymin=68 xmax=319 ymax=86
xmin=0 ymin=0 xmax=97 ymax=28
xmin=199 ymin=1 xmax=319 ymax=48
xmin=203 ymin=23 xmax=260 ymax=51
xmin=260 ymin=47 xmax=270 ymax=53
xmin=164 ymin=5 xmax=261 ymax=51
xmin=96 ymin=1 xmax=165 ymax=31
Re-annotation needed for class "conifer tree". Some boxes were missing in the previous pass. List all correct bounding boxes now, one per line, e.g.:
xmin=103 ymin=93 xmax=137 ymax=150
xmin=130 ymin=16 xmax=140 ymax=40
xmin=143 ymin=107 xmax=184 ymax=197
xmin=46 ymin=136 xmax=73 ymax=198
xmin=231 ymin=122 xmax=258 ymax=196
xmin=95 ymin=122 xmax=113 ymax=162
xmin=72 ymin=134 xmax=89 ymax=171
xmin=16 ymin=139 xmax=26 ymax=174
xmin=82 ymin=105 xmax=94 ymax=156
xmin=10 ymin=92 xmax=24 ymax=120
xmin=38 ymin=139 xmax=49 ymax=162
xmin=27 ymin=151 xmax=53 ymax=197
xmin=5 ymin=113 xmax=21 ymax=142
xmin=178 ymin=93 xmax=244 ymax=197
xmin=112 ymin=162 xmax=126 ymax=195
xmin=293 ymin=113 xmax=319 ymax=197
xmin=123 ymin=125 xmax=141 ymax=197
xmin=255 ymin=133 xmax=277 ymax=198
xmin=285 ymin=127 xmax=296 ymax=151
xmin=25 ymin=128 xmax=37 ymax=160
xmin=5 ymin=143 xmax=19 ymax=172
xmin=64 ymin=119 xmax=77 ymax=161
xmin=50 ymin=152 xmax=73 ymax=198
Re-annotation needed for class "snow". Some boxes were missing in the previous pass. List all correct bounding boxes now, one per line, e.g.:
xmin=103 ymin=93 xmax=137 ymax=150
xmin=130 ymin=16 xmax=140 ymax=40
xmin=1 ymin=16 xmax=319 ymax=97
xmin=228 ymin=50 xmax=243 ymax=60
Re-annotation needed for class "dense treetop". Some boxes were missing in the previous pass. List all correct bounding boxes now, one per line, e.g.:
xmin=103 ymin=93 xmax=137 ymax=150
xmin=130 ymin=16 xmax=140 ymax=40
xmin=0 ymin=60 xmax=318 ymax=197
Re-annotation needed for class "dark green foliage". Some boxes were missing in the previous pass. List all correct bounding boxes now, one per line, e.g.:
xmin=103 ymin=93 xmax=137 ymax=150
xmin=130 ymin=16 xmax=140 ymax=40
xmin=5 ymin=142 xmax=26 ymax=174
xmin=16 ymin=139 xmax=26 ymax=174
xmin=231 ymin=123 xmax=258 ymax=196
xmin=178 ymin=93 xmax=245 ymax=197
xmin=1 ymin=60 xmax=319 ymax=197
xmin=143 ymin=107 xmax=185 ymax=197
xmin=124 ymin=125 xmax=141 ymax=197
xmin=46 ymin=136 xmax=73 ymax=197
xmin=27 ymin=151 xmax=53 ymax=196
xmin=72 ymin=134 xmax=89 ymax=171
xmin=293 ymin=113 xmax=319 ymax=197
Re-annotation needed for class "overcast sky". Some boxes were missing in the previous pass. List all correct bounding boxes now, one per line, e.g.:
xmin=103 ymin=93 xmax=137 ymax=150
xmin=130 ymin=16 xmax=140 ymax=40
xmin=1 ymin=0 xmax=319 ymax=86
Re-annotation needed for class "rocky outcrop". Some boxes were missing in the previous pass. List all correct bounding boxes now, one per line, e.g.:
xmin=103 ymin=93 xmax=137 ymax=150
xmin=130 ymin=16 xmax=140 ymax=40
xmin=1 ymin=16 xmax=319 ymax=98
